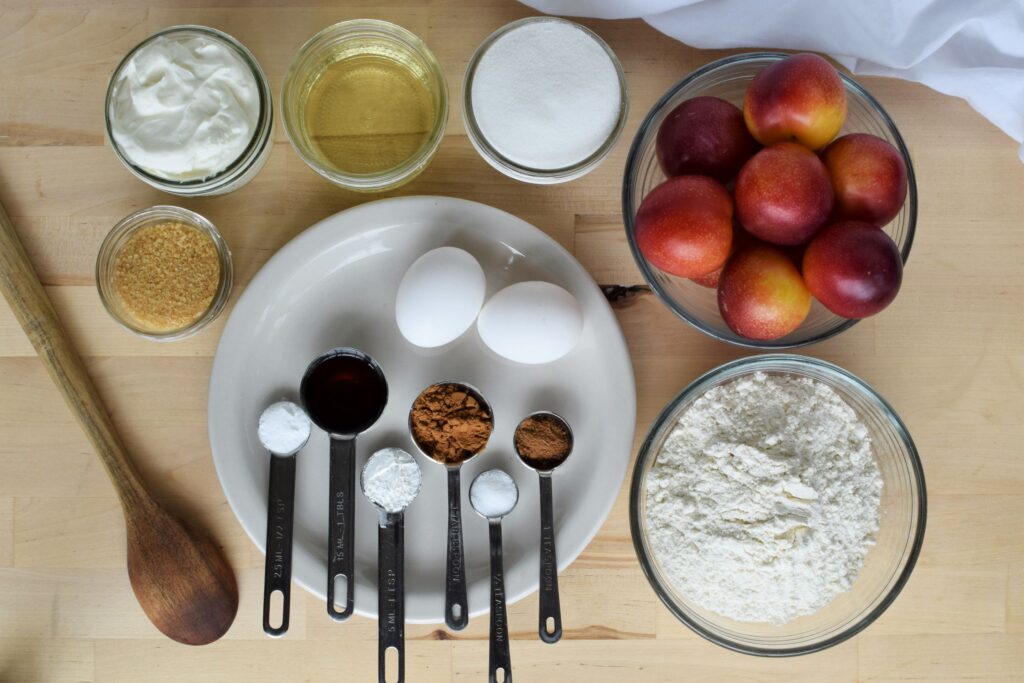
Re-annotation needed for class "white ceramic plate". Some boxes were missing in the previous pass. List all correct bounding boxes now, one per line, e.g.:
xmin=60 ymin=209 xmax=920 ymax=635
xmin=209 ymin=196 xmax=636 ymax=622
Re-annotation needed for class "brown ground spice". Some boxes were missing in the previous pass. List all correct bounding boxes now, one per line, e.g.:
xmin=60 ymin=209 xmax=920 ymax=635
xmin=514 ymin=413 xmax=572 ymax=470
xmin=112 ymin=221 xmax=220 ymax=332
xmin=411 ymin=383 xmax=493 ymax=464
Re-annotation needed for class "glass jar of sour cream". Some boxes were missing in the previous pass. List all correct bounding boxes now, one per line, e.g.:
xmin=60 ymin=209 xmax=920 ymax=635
xmin=104 ymin=26 xmax=273 ymax=196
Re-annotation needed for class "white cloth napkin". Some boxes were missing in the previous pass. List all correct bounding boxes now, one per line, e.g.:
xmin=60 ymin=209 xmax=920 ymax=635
xmin=521 ymin=0 xmax=1024 ymax=162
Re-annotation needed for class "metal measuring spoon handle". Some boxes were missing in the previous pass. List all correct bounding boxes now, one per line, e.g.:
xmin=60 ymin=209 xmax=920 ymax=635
xmin=445 ymin=466 xmax=469 ymax=630
xmin=488 ymin=519 xmax=513 ymax=683
xmin=378 ymin=511 xmax=406 ymax=682
xmin=263 ymin=452 xmax=297 ymax=636
xmin=513 ymin=411 xmax=572 ymax=644
xmin=537 ymin=473 xmax=562 ymax=643
xmin=327 ymin=435 xmax=357 ymax=620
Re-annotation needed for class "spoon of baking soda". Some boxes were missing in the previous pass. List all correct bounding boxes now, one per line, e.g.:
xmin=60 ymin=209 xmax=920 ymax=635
xmin=258 ymin=401 xmax=312 ymax=637
xmin=409 ymin=382 xmax=494 ymax=631
xmin=301 ymin=347 xmax=388 ymax=620
xmin=470 ymin=469 xmax=520 ymax=683
xmin=361 ymin=448 xmax=423 ymax=683
xmin=514 ymin=412 xmax=574 ymax=643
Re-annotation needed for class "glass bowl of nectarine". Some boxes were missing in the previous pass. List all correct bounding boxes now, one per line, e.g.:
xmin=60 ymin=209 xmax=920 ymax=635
xmin=623 ymin=52 xmax=917 ymax=348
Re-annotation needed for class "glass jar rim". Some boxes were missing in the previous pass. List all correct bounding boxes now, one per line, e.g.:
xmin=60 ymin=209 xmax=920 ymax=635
xmin=95 ymin=205 xmax=234 ymax=341
xmin=104 ymin=25 xmax=273 ymax=194
xmin=461 ymin=16 xmax=629 ymax=183
xmin=280 ymin=19 xmax=450 ymax=192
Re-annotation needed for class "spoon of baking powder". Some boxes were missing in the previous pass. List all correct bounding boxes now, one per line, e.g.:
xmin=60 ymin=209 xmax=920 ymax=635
xmin=514 ymin=411 xmax=574 ymax=643
xmin=361 ymin=448 xmax=423 ymax=683
xmin=258 ymin=400 xmax=312 ymax=637
xmin=470 ymin=469 xmax=519 ymax=683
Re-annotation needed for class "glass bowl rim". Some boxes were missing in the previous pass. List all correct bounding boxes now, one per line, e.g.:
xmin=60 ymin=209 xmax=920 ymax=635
xmin=628 ymin=353 xmax=928 ymax=656
xmin=103 ymin=25 xmax=273 ymax=193
xmin=621 ymin=51 xmax=919 ymax=349
xmin=95 ymin=205 xmax=234 ymax=341
xmin=461 ymin=16 xmax=630 ymax=184
xmin=280 ymin=18 xmax=450 ymax=192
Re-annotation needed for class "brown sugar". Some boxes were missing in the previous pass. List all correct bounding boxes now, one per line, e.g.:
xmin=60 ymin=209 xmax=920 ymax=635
xmin=411 ymin=383 xmax=493 ymax=464
xmin=112 ymin=221 xmax=220 ymax=332
xmin=514 ymin=413 xmax=572 ymax=470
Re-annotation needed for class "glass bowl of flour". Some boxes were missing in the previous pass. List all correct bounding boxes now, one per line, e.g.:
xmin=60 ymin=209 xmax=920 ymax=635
xmin=630 ymin=354 xmax=926 ymax=655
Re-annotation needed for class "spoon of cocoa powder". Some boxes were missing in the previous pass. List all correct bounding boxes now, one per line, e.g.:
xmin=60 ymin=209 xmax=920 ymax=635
xmin=514 ymin=411 xmax=574 ymax=644
xmin=409 ymin=381 xmax=494 ymax=630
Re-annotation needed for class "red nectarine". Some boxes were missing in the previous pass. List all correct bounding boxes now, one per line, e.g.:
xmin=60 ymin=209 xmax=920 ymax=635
xmin=743 ymin=53 xmax=847 ymax=150
xmin=718 ymin=244 xmax=812 ymax=340
xmin=656 ymin=96 xmax=759 ymax=182
xmin=635 ymin=176 xmax=734 ymax=278
xmin=803 ymin=221 xmax=903 ymax=318
xmin=735 ymin=142 xmax=834 ymax=245
xmin=821 ymin=133 xmax=908 ymax=226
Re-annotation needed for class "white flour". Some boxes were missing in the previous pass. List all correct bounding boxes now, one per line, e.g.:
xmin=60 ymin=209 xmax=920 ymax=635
xmin=645 ymin=372 xmax=882 ymax=624
xmin=362 ymin=449 xmax=422 ymax=514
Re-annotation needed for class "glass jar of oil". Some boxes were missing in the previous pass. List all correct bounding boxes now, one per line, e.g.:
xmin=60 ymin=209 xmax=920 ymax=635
xmin=282 ymin=20 xmax=449 ymax=192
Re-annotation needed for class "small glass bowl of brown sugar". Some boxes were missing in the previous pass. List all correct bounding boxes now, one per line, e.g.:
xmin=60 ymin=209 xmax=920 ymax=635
xmin=96 ymin=206 xmax=233 ymax=340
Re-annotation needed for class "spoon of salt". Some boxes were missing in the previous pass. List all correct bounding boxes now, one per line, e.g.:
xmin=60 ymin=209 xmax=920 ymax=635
xmin=470 ymin=469 xmax=520 ymax=683
xmin=361 ymin=448 xmax=423 ymax=683
xmin=258 ymin=400 xmax=312 ymax=637
xmin=514 ymin=412 xmax=574 ymax=644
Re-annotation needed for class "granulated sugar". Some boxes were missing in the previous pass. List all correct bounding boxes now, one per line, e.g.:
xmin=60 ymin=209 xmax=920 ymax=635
xmin=645 ymin=371 xmax=883 ymax=624
xmin=469 ymin=20 xmax=622 ymax=170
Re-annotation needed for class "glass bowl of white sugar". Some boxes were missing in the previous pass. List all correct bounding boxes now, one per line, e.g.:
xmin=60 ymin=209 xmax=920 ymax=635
xmin=462 ymin=17 xmax=628 ymax=184
xmin=630 ymin=354 xmax=926 ymax=656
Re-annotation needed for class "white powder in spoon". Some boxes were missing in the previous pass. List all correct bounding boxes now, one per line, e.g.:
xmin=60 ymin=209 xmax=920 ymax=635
xmin=258 ymin=401 xmax=311 ymax=455
xmin=470 ymin=19 xmax=622 ymax=170
xmin=645 ymin=372 xmax=883 ymax=625
xmin=470 ymin=469 xmax=519 ymax=519
xmin=362 ymin=448 xmax=422 ymax=514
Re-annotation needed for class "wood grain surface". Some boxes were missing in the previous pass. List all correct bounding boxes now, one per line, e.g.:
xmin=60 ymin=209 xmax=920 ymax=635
xmin=1 ymin=2 xmax=1022 ymax=681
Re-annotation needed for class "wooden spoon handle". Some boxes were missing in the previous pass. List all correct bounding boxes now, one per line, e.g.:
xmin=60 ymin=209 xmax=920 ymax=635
xmin=0 ymin=199 xmax=238 ymax=645
xmin=0 ymin=200 xmax=149 ymax=507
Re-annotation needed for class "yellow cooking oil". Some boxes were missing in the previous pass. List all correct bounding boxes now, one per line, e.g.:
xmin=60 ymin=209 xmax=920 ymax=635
xmin=301 ymin=44 xmax=439 ymax=175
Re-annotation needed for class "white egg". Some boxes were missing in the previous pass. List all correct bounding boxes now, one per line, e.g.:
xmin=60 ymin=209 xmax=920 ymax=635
xmin=395 ymin=247 xmax=486 ymax=348
xmin=477 ymin=281 xmax=583 ymax=364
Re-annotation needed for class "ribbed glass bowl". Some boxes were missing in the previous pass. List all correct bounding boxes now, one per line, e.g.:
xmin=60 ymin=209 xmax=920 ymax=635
xmin=630 ymin=355 xmax=926 ymax=655
xmin=622 ymin=53 xmax=917 ymax=348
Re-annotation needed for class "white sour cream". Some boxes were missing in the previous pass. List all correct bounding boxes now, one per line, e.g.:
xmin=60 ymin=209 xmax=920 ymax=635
xmin=109 ymin=33 xmax=260 ymax=181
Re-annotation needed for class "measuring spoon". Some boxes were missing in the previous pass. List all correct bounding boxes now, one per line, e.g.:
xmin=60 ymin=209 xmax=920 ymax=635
xmin=361 ymin=448 xmax=423 ymax=683
xmin=259 ymin=401 xmax=312 ymax=637
xmin=470 ymin=469 xmax=519 ymax=683
xmin=300 ymin=348 xmax=388 ymax=621
xmin=409 ymin=382 xmax=494 ymax=631
xmin=513 ymin=412 xmax=574 ymax=643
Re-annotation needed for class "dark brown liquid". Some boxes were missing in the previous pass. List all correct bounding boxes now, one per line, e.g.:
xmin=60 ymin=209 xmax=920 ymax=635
xmin=300 ymin=351 xmax=387 ymax=435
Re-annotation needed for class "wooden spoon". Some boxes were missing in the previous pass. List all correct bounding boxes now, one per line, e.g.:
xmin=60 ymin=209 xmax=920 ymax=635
xmin=0 ymin=199 xmax=238 ymax=645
